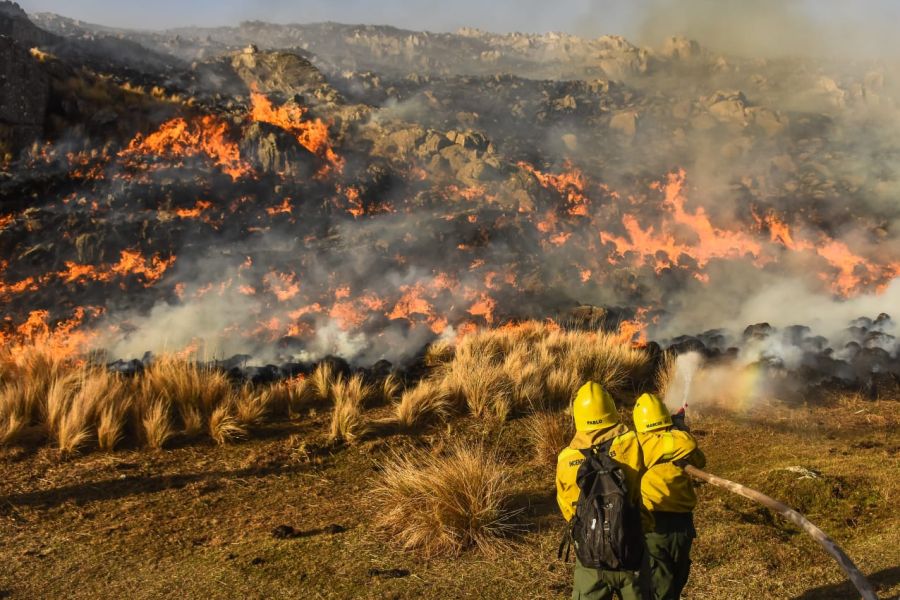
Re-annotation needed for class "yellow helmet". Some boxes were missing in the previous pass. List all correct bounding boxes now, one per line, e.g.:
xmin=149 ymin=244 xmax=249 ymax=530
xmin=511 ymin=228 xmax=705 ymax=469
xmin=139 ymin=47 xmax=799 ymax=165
xmin=633 ymin=393 xmax=672 ymax=433
xmin=573 ymin=382 xmax=619 ymax=432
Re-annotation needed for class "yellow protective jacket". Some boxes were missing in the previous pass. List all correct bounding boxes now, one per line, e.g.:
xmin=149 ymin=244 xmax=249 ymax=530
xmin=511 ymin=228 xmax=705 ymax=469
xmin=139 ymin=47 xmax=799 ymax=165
xmin=555 ymin=424 xmax=644 ymax=522
xmin=636 ymin=428 xmax=706 ymax=513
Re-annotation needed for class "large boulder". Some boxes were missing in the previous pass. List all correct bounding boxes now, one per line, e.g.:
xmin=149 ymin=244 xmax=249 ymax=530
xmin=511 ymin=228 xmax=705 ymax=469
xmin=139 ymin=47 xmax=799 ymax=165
xmin=704 ymin=90 xmax=750 ymax=125
xmin=229 ymin=48 xmax=340 ymax=104
xmin=445 ymin=129 xmax=491 ymax=153
xmin=240 ymin=121 xmax=317 ymax=177
xmin=609 ymin=110 xmax=639 ymax=137
xmin=660 ymin=36 xmax=701 ymax=60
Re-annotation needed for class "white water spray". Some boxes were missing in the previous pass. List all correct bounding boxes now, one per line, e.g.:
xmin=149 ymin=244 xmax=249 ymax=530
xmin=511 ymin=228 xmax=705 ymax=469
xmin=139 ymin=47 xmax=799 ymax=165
xmin=664 ymin=351 xmax=704 ymax=412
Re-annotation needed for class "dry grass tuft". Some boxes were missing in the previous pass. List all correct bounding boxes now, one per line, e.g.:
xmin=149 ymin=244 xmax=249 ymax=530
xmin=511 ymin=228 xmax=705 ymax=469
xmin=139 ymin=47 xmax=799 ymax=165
xmin=372 ymin=443 xmax=518 ymax=557
xmin=655 ymin=351 xmax=677 ymax=399
xmin=97 ymin=397 xmax=131 ymax=451
xmin=84 ymin=369 xmax=129 ymax=451
xmin=139 ymin=357 xmax=232 ymax=427
xmin=0 ymin=346 xmax=68 ymax=418
xmin=394 ymin=380 xmax=453 ymax=429
xmin=178 ymin=403 xmax=204 ymax=438
xmin=0 ymin=383 xmax=29 ymax=445
xmin=524 ymin=411 xmax=573 ymax=464
xmin=544 ymin=366 xmax=580 ymax=409
xmin=405 ymin=323 xmax=650 ymax=425
xmin=424 ymin=340 xmax=455 ymax=367
xmin=0 ymin=409 xmax=26 ymax=445
xmin=209 ymin=403 xmax=246 ymax=445
xmin=235 ymin=386 xmax=271 ymax=426
xmin=309 ymin=362 xmax=336 ymax=403
xmin=56 ymin=397 xmax=92 ymax=454
xmin=141 ymin=398 xmax=173 ymax=450
xmin=2 ymin=361 xmax=133 ymax=453
xmin=378 ymin=373 xmax=402 ymax=405
xmin=45 ymin=370 xmax=81 ymax=438
xmin=329 ymin=374 xmax=371 ymax=443
xmin=265 ymin=377 xmax=311 ymax=416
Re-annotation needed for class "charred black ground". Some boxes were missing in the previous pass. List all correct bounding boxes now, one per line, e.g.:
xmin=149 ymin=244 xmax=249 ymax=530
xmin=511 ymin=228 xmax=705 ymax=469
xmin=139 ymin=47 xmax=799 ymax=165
xmin=1 ymin=1 xmax=899 ymax=398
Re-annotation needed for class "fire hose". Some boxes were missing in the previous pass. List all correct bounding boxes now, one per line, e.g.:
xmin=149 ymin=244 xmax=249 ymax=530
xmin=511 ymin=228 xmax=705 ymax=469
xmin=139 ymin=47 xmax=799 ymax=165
xmin=684 ymin=465 xmax=878 ymax=600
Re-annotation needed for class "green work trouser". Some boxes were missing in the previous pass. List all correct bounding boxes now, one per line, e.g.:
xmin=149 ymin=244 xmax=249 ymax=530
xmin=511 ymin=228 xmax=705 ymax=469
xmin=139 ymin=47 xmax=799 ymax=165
xmin=641 ymin=512 xmax=696 ymax=600
xmin=572 ymin=558 xmax=642 ymax=600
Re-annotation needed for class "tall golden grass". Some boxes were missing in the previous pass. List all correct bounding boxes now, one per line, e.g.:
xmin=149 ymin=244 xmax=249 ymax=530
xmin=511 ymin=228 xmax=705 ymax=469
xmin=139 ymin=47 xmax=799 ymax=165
xmin=141 ymin=397 xmax=173 ymax=450
xmin=394 ymin=380 xmax=453 ymax=429
xmin=371 ymin=443 xmax=518 ymax=557
xmin=523 ymin=410 xmax=573 ymax=465
xmin=209 ymin=402 xmax=245 ymax=445
xmin=309 ymin=362 xmax=336 ymax=403
xmin=393 ymin=322 xmax=649 ymax=427
xmin=1 ymin=322 xmax=649 ymax=453
xmin=328 ymin=374 xmax=372 ymax=443
xmin=655 ymin=350 xmax=677 ymax=400
xmin=0 ymin=347 xmax=312 ymax=453
xmin=139 ymin=357 xmax=232 ymax=430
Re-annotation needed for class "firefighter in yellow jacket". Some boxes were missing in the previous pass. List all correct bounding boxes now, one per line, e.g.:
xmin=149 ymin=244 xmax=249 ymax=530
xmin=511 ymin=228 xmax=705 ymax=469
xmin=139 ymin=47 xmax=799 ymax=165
xmin=556 ymin=382 xmax=645 ymax=600
xmin=633 ymin=393 xmax=706 ymax=600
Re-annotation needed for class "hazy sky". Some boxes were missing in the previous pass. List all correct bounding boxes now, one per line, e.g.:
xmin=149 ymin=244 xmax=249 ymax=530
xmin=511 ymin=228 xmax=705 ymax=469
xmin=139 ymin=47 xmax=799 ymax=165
xmin=19 ymin=0 xmax=638 ymax=32
xmin=16 ymin=0 xmax=900 ymax=57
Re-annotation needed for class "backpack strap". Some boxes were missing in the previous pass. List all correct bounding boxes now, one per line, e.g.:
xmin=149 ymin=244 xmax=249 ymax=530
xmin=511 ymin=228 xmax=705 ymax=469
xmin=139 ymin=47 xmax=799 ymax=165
xmin=557 ymin=525 xmax=572 ymax=562
xmin=593 ymin=436 xmax=630 ymax=489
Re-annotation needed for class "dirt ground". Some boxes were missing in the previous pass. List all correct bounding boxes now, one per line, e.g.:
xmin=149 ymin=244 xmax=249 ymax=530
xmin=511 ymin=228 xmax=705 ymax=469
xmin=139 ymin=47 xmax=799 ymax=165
xmin=1 ymin=397 xmax=898 ymax=599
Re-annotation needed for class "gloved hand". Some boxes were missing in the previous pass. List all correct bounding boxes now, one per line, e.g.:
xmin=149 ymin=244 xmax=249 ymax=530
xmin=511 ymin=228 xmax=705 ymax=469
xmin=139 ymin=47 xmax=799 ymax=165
xmin=672 ymin=407 xmax=688 ymax=431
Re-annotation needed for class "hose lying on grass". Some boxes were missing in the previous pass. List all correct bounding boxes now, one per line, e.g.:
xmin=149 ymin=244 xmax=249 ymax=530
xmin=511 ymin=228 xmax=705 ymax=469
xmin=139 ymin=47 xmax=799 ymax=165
xmin=684 ymin=465 xmax=878 ymax=600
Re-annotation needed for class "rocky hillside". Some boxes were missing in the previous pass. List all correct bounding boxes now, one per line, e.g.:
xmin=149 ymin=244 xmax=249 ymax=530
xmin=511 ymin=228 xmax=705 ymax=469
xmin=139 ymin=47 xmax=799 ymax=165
xmin=1 ymin=2 xmax=899 ymax=397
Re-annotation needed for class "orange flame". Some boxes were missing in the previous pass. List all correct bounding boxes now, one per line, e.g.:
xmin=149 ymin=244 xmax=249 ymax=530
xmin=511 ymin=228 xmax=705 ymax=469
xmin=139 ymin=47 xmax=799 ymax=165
xmin=343 ymin=186 xmax=364 ymax=217
xmin=265 ymin=198 xmax=293 ymax=216
xmin=264 ymin=271 xmax=300 ymax=302
xmin=760 ymin=212 xmax=898 ymax=296
xmin=59 ymin=250 xmax=175 ymax=287
xmin=3 ymin=307 xmax=103 ymax=359
xmin=175 ymin=200 xmax=212 ymax=219
xmin=120 ymin=116 xmax=251 ymax=180
xmin=602 ymin=170 xmax=761 ymax=271
xmin=467 ymin=293 xmax=497 ymax=324
xmin=249 ymin=91 xmax=344 ymax=176
xmin=520 ymin=161 xmax=590 ymax=216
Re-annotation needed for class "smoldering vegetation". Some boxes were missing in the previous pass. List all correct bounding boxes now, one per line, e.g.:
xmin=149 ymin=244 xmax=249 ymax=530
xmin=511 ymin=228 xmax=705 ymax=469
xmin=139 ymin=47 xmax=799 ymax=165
xmin=0 ymin=5 xmax=898 ymax=595
xmin=1 ymin=2 xmax=900 ymax=397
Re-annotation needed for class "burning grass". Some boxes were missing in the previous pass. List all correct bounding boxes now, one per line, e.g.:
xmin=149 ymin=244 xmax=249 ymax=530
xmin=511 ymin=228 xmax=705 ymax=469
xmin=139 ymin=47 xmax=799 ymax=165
xmin=371 ymin=443 xmax=519 ymax=557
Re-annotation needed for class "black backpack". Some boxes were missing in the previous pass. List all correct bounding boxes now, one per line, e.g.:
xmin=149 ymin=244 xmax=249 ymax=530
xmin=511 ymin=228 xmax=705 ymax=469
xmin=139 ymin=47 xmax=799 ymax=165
xmin=562 ymin=438 xmax=644 ymax=571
